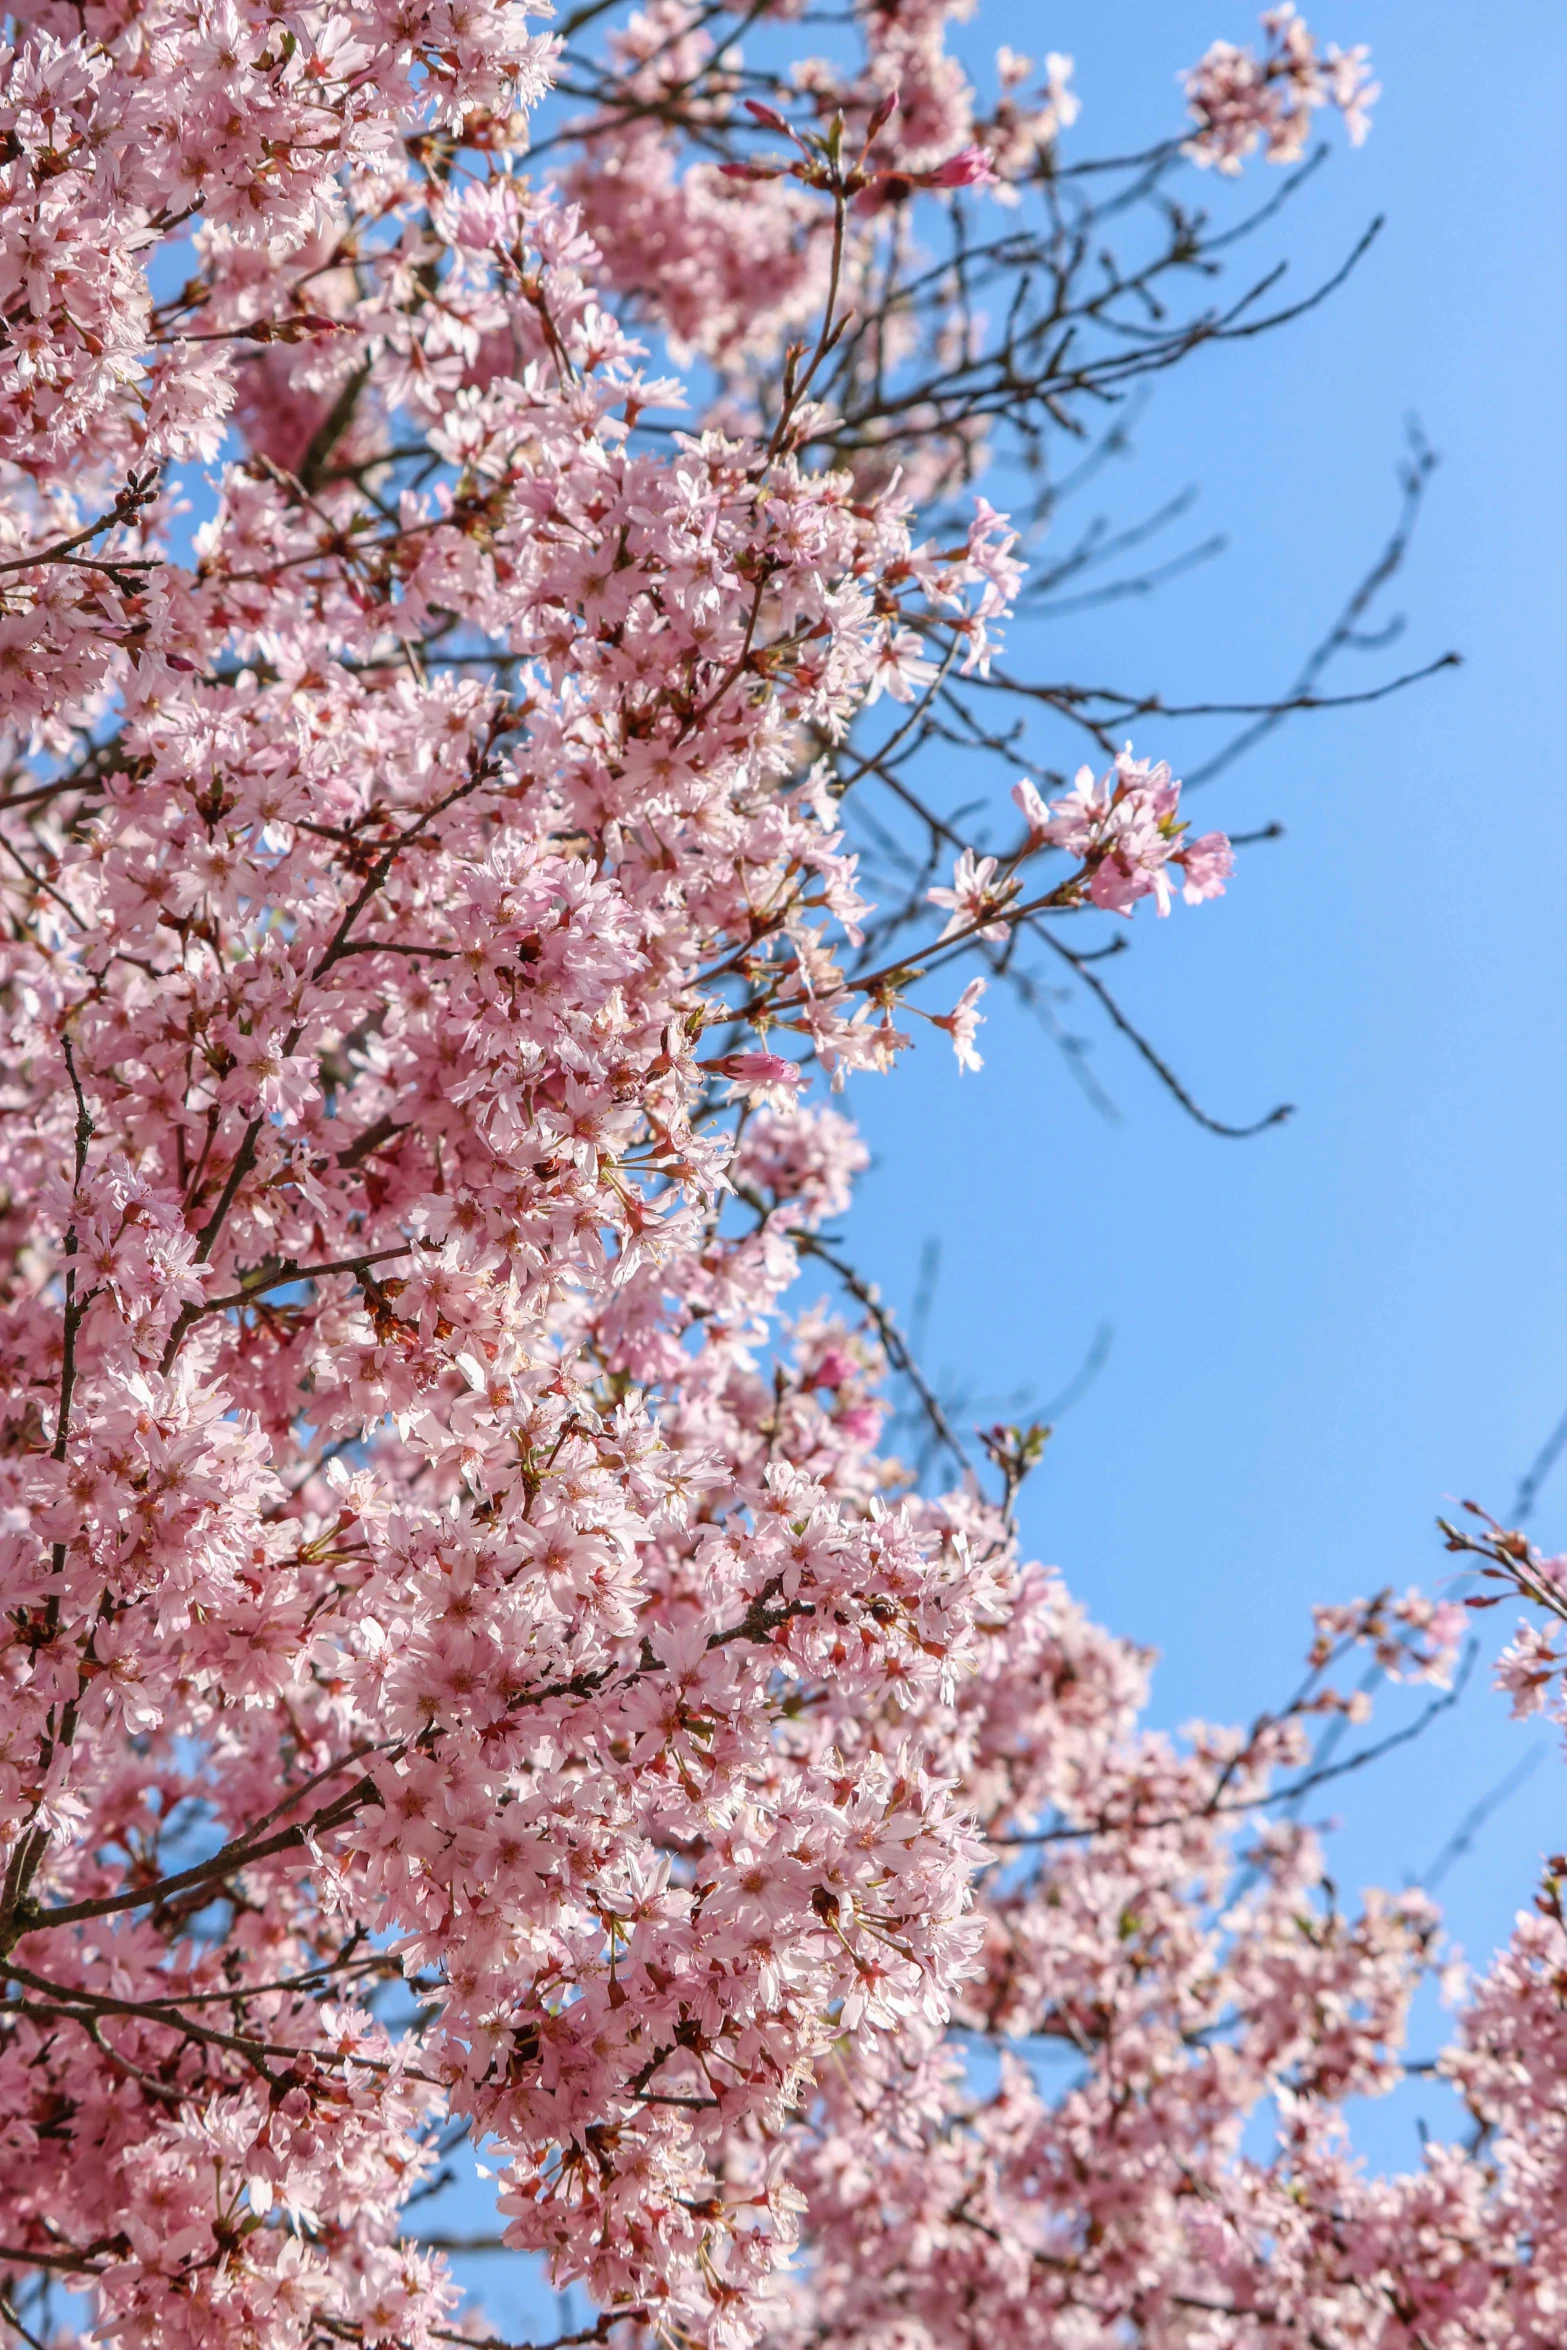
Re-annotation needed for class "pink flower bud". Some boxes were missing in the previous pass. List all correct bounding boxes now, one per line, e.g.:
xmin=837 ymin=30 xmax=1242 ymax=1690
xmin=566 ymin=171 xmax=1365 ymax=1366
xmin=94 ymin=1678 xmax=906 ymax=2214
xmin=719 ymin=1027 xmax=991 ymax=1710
xmin=926 ymin=145 xmax=1000 ymax=187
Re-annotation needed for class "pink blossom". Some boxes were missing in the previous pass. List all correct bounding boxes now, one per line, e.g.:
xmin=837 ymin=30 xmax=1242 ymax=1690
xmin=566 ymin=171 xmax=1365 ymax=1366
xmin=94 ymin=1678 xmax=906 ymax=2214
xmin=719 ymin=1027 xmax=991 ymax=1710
xmin=927 ymin=848 xmax=1015 ymax=942
xmin=709 ymin=1049 xmax=807 ymax=1103
xmin=1176 ymin=827 xmax=1235 ymax=903
xmin=1496 ymin=1621 xmax=1561 ymax=1717
xmin=930 ymin=976 xmax=986 ymax=1072
xmin=1011 ymin=774 xmax=1052 ymax=840
xmin=924 ymin=145 xmax=1000 ymax=188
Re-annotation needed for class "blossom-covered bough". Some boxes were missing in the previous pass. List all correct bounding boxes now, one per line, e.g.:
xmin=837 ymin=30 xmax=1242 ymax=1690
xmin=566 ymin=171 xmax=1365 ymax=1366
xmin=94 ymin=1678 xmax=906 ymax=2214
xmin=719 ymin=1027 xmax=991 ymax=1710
xmin=0 ymin=1 xmax=1549 ymax=2346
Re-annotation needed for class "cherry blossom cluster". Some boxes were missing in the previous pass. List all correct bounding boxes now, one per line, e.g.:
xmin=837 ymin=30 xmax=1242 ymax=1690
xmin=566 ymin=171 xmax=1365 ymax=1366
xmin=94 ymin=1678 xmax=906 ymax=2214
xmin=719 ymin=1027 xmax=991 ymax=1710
xmin=909 ymin=754 xmax=1234 ymax=1073
xmin=1011 ymin=752 xmax=1236 ymax=920
xmin=11 ymin=3 xmax=1561 ymax=2350
xmin=1184 ymin=2 xmax=1379 ymax=175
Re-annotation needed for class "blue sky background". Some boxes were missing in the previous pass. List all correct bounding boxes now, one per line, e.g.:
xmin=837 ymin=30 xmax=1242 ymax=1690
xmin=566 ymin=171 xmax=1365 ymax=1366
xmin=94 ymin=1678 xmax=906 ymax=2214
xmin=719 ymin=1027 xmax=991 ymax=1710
xmin=394 ymin=3 xmax=1567 ymax=2322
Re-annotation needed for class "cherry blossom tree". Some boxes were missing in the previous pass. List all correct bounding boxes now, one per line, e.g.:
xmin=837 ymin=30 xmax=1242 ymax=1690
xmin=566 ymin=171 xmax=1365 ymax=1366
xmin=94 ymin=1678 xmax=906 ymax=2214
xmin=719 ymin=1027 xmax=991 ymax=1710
xmin=0 ymin=2 xmax=1552 ymax=2348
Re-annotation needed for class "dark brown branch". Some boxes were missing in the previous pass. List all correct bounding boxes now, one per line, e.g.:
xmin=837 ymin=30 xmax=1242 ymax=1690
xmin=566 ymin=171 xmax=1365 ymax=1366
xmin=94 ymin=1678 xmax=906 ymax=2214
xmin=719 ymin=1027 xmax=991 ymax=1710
xmin=3 ymin=1963 xmax=443 ymax=2086
xmin=0 ymin=470 xmax=159 ymax=577
xmin=192 ymin=1244 xmax=414 ymax=1321
xmin=1033 ymin=924 xmax=1293 ymax=1139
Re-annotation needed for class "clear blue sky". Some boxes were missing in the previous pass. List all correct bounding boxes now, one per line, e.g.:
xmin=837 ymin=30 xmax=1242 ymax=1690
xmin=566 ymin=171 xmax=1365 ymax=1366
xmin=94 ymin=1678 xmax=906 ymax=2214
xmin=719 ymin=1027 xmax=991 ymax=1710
xmin=425 ymin=5 xmax=1567 ymax=2317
